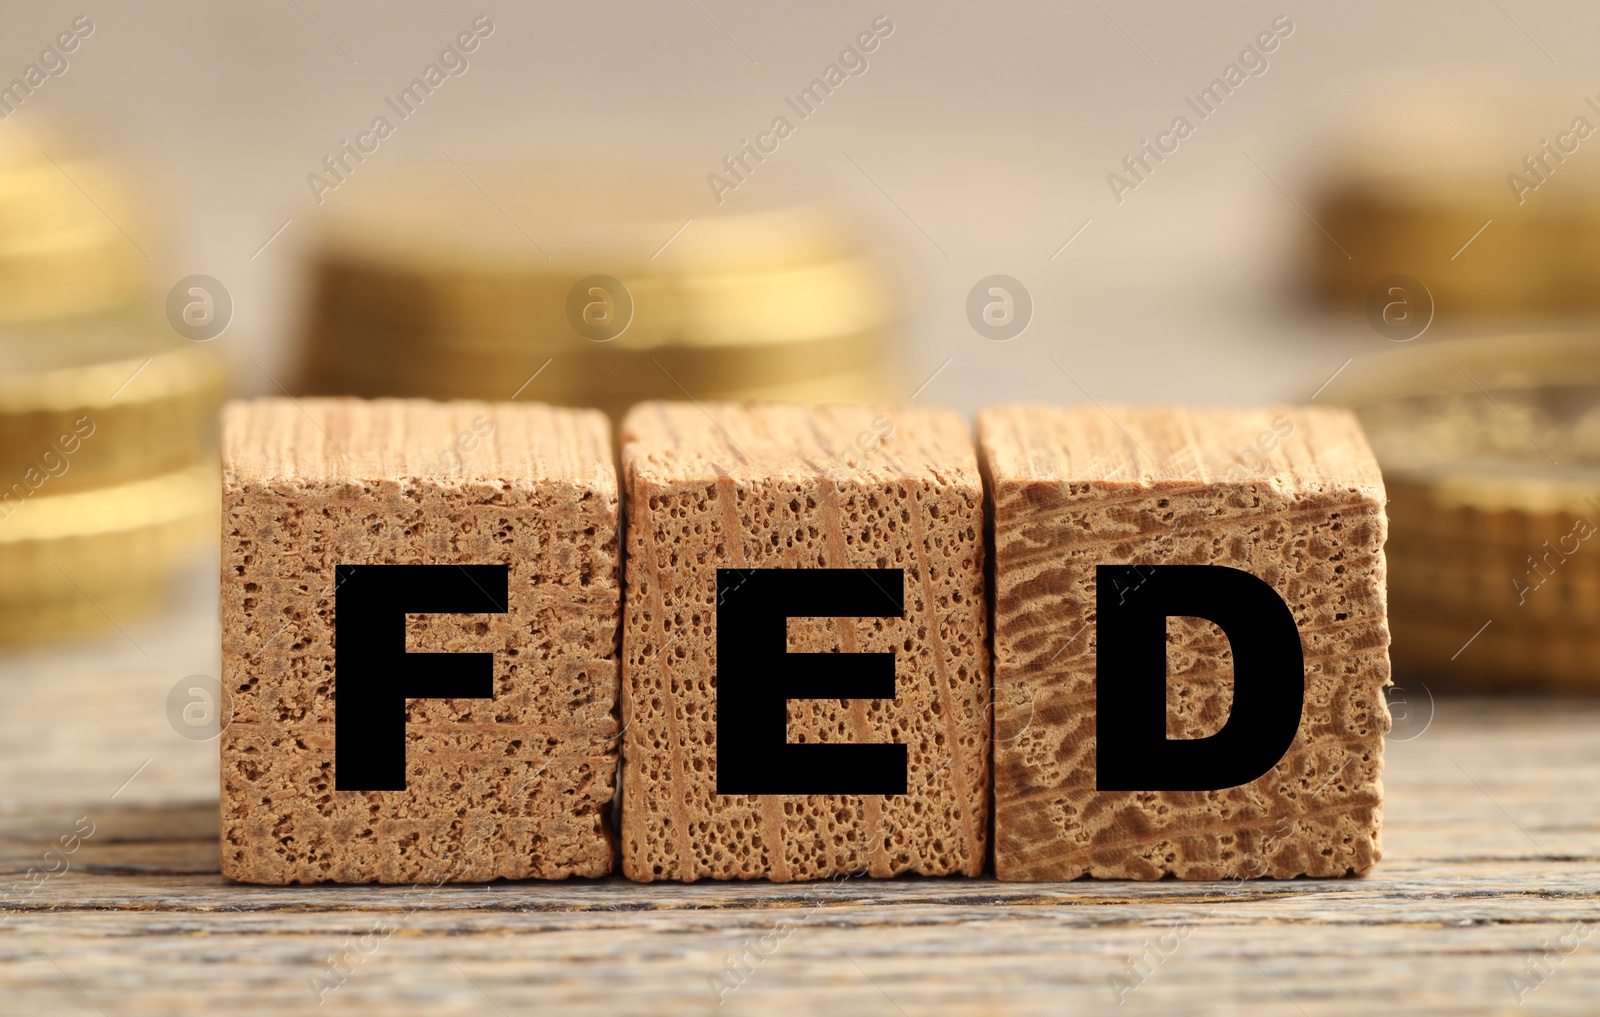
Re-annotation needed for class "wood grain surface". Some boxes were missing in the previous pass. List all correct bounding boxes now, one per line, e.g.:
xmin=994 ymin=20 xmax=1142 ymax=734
xmin=1 ymin=569 xmax=1598 ymax=1014
xmin=218 ymin=399 xmax=621 ymax=885
xmin=979 ymin=405 xmax=1390 ymax=881
xmin=618 ymin=402 xmax=989 ymax=883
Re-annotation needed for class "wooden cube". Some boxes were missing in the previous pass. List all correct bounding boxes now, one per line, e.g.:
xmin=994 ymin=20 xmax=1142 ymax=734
xmin=979 ymin=405 xmax=1390 ymax=880
xmin=220 ymin=398 xmax=620 ymax=884
xmin=619 ymin=402 xmax=990 ymax=881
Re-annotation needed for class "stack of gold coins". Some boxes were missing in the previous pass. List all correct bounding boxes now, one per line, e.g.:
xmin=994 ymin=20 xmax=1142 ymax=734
xmin=0 ymin=132 xmax=147 ymax=323
xmin=1324 ymin=334 xmax=1600 ymax=691
xmin=297 ymin=166 xmax=898 ymax=418
xmin=0 ymin=131 xmax=225 ymax=647
xmin=1307 ymin=73 xmax=1600 ymax=322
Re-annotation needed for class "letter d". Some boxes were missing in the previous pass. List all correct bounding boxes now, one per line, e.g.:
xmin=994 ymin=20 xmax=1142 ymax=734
xmin=1094 ymin=565 xmax=1304 ymax=790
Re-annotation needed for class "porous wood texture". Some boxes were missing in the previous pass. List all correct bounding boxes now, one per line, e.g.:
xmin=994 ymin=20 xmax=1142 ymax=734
xmin=619 ymin=401 xmax=989 ymax=881
xmin=220 ymin=398 xmax=620 ymax=884
xmin=979 ymin=405 xmax=1391 ymax=881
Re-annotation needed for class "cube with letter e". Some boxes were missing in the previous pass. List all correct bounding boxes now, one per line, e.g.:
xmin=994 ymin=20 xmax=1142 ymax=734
xmin=618 ymin=401 xmax=990 ymax=882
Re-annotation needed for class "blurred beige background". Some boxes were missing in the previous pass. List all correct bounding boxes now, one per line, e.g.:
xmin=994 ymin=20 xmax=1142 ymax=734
xmin=10 ymin=0 xmax=1600 ymax=416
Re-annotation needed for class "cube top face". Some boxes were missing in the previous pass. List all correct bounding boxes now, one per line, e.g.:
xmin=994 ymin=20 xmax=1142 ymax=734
xmin=619 ymin=401 xmax=990 ymax=882
xmin=978 ymin=404 xmax=1391 ymax=882
xmin=221 ymin=396 xmax=614 ymax=492
xmin=976 ymin=403 xmax=1386 ymax=492
xmin=220 ymin=397 xmax=620 ymax=885
xmin=621 ymin=400 xmax=982 ymax=488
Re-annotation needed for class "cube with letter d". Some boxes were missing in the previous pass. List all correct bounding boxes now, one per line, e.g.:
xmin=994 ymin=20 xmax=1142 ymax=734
xmin=979 ymin=404 xmax=1390 ymax=880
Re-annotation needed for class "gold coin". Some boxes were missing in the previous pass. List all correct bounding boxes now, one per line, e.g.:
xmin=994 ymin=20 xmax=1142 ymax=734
xmin=0 ymin=133 xmax=152 ymax=321
xmin=0 ymin=228 xmax=146 ymax=321
xmin=1314 ymin=187 xmax=1579 ymax=316
xmin=302 ymin=314 xmax=889 ymax=408
xmin=318 ymin=164 xmax=868 ymax=275
xmin=297 ymin=163 xmax=901 ymax=410
xmin=311 ymin=251 xmax=892 ymax=350
xmin=0 ymin=464 xmax=215 ymax=644
xmin=1307 ymin=71 xmax=1600 ymax=319
xmin=0 ymin=312 xmax=227 ymax=492
xmin=1324 ymin=334 xmax=1600 ymax=689
xmin=0 ymin=586 xmax=169 ymax=647
xmin=0 ymin=158 xmax=137 ymax=241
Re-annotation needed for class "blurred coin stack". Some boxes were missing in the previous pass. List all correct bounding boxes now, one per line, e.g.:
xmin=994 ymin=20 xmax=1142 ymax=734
xmin=0 ymin=133 xmax=224 ymax=646
xmin=1326 ymin=335 xmax=1600 ymax=691
xmin=297 ymin=166 xmax=899 ymax=418
xmin=0 ymin=139 xmax=145 ymax=321
xmin=1307 ymin=73 xmax=1600 ymax=323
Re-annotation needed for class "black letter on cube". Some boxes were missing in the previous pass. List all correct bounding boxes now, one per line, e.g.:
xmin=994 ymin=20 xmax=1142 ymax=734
xmin=715 ymin=568 xmax=907 ymax=795
xmin=1095 ymin=564 xmax=1304 ymax=791
xmin=334 ymin=564 xmax=510 ymax=791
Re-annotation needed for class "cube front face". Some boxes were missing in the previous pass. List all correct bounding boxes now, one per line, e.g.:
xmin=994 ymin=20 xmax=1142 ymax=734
xmin=620 ymin=402 xmax=990 ymax=882
xmin=981 ymin=405 xmax=1391 ymax=881
xmin=220 ymin=398 xmax=619 ymax=884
